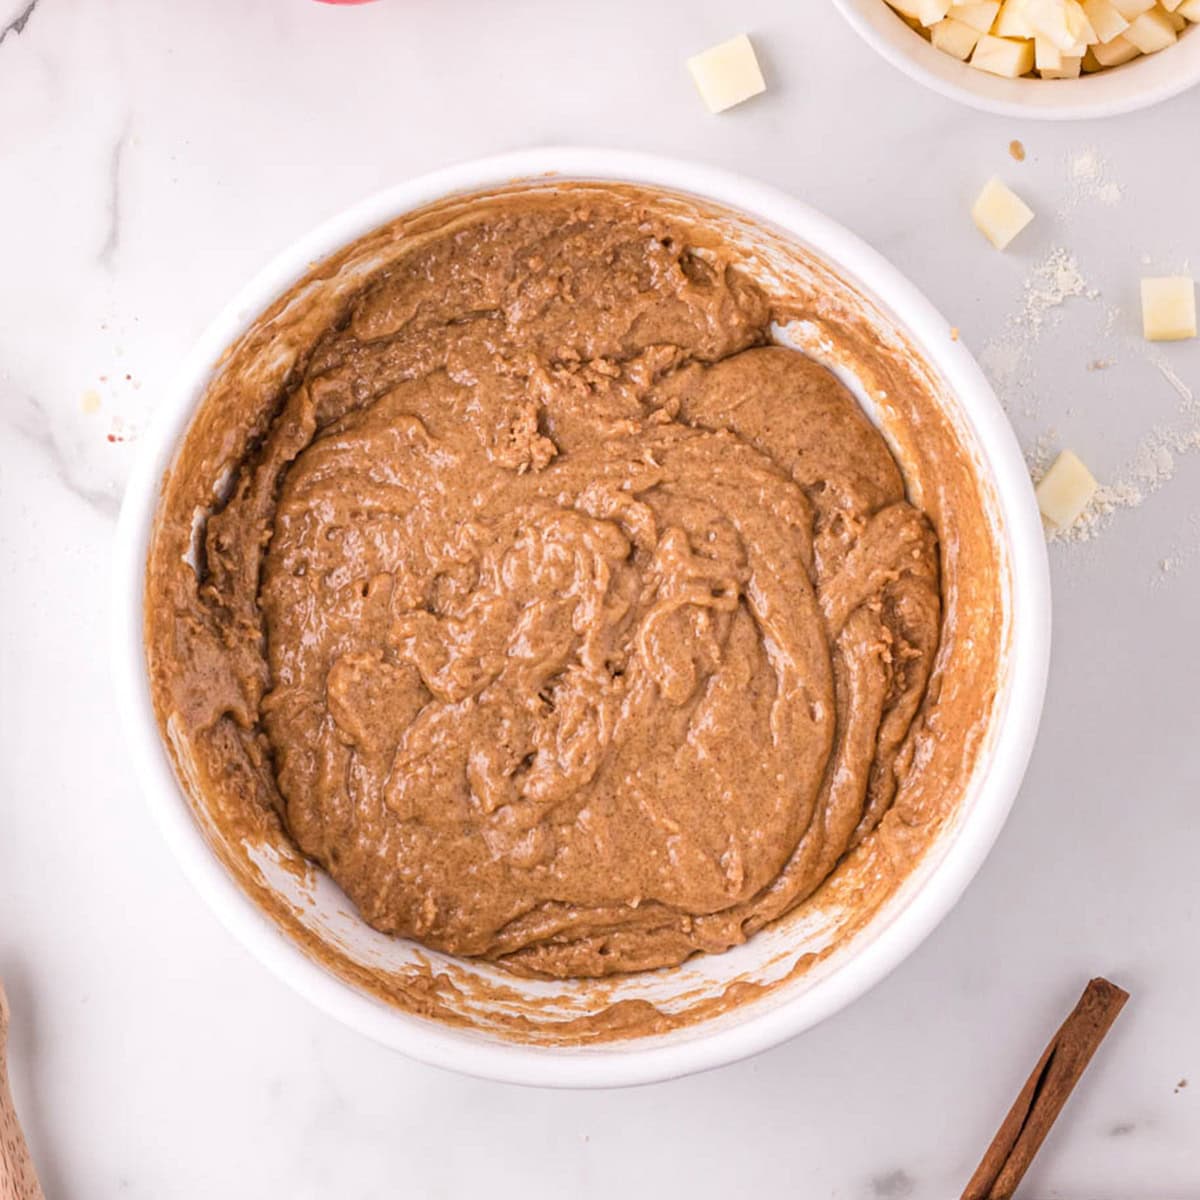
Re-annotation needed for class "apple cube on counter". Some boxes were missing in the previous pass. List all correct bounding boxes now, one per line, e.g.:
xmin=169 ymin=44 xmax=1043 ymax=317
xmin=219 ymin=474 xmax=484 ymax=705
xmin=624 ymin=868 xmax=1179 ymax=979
xmin=972 ymin=178 xmax=1035 ymax=249
xmin=1037 ymin=451 xmax=1099 ymax=529
xmin=687 ymin=34 xmax=766 ymax=113
xmin=1141 ymin=277 xmax=1197 ymax=341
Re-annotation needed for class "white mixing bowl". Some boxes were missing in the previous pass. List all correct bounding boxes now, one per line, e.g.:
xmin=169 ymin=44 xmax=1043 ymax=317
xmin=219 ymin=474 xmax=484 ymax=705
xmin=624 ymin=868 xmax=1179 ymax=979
xmin=111 ymin=149 xmax=1050 ymax=1088
xmin=835 ymin=0 xmax=1200 ymax=119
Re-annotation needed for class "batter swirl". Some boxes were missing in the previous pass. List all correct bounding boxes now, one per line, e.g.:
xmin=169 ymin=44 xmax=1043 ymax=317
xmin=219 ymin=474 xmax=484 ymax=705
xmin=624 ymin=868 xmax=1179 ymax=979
xmin=154 ymin=195 xmax=941 ymax=978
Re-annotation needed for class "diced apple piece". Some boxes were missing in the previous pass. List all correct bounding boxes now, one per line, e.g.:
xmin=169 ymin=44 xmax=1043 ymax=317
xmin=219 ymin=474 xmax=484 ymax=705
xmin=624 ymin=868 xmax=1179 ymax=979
xmin=1071 ymin=0 xmax=1102 ymax=39
xmin=972 ymin=178 xmax=1035 ymax=249
xmin=1141 ymin=277 xmax=1197 ymax=342
xmin=971 ymin=32 xmax=1037 ymax=73
xmin=1110 ymin=0 xmax=1155 ymax=18
xmin=885 ymin=0 xmax=954 ymax=23
xmin=1025 ymin=0 xmax=1098 ymax=48
xmin=948 ymin=1 xmax=1002 ymax=30
xmin=1035 ymin=34 xmax=1064 ymax=66
xmin=1124 ymin=8 xmax=1178 ymax=49
xmin=1091 ymin=33 xmax=1141 ymax=63
xmin=1081 ymin=0 xmax=1130 ymax=40
xmin=994 ymin=0 xmax=1036 ymax=35
xmin=932 ymin=17 xmax=986 ymax=55
xmin=905 ymin=0 xmax=1185 ymax=74
xmin=687 ymin=34 xmax=766 ymax=113
xmin=1042 ymin=53 xmax=1084 ymax=73
xmin=1037 ymin=450 xmax=1098 ymax=529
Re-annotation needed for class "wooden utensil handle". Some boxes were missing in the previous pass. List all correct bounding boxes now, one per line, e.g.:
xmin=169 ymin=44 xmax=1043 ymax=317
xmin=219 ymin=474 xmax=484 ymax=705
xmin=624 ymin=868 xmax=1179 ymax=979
xmin=0 ymin=982 xmax=46 ymax=1200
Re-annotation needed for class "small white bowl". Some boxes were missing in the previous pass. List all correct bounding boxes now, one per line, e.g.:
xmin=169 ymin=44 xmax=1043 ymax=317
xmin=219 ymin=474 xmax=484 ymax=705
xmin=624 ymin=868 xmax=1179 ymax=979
xmin=835 ymin=0 xmax=1200 ymax=119
xmin=111 ymin=149 xmax=1050 ymax=1088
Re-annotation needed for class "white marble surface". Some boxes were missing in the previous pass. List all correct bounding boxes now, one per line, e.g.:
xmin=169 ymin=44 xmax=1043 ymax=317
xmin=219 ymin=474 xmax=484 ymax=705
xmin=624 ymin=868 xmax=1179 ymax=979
xmin=1 ymin=1 xmax=1198 ymax=1196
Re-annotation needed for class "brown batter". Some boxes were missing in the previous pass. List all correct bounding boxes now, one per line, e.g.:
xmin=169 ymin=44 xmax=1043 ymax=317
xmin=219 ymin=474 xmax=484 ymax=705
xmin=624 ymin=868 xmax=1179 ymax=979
xmin=146 ymin=186 xmax=990 ymax=1008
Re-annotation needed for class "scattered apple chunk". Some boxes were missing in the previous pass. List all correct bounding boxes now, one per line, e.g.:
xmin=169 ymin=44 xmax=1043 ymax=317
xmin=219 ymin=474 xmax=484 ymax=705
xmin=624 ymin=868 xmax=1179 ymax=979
xmin=972 ymin=178 xmax=1035 ymax=249
xmin=687 ymin=34 xmax=766 ymax=113
xmin=1037 ymin=451 xmax=1098 ymax=529
xmin=1141 ymin=276 xmax=1197 ymax=341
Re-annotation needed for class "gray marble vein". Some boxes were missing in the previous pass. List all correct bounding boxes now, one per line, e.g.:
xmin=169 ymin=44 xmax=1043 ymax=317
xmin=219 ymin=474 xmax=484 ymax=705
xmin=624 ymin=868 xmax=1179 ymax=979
xmin=0 ymin=0 xmax=38 ymax=46
xmin=99 ymin=123 xmax=130 ymax=268
xmin=7 ymin=392 xmax=121 ymax=519
xmin=870 ymin=1168 xmax=916 ymax=1198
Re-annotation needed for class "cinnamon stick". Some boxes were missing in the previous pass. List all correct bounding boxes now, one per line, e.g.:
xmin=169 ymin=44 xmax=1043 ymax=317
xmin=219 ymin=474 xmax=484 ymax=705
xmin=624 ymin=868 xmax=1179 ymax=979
xmin=961 ymin=976 xmax=1129 ymax=1200
xmin=0 ymin=980 xmax=46 ymax=1200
